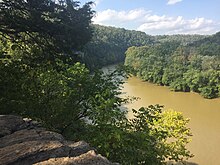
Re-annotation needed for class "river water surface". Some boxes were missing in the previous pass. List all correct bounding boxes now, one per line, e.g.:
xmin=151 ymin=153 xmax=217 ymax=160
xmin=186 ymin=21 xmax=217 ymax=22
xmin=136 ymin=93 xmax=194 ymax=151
xmin=121 ymin=76 xmax=220 ymax=165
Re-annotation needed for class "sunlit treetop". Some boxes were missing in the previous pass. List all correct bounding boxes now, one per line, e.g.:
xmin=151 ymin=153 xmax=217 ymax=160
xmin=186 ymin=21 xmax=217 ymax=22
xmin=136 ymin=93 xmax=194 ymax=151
xmin=0 ymin=0 xmax=95 ymax=57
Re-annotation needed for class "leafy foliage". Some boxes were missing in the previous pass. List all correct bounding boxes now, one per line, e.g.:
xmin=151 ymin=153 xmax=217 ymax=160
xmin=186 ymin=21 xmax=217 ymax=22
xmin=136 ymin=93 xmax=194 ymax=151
xmin=0 ymin=1 xmax=194 ymax=164
xmin=83 ymin=25 xmax=207 ymax=70
xmin=125 ymin=33 xmax=220 ymax=98
xmin=0 ymin=37 xmax=193 ymax=164
xmin=0 ymin=44 xmax=193 ymax=164
xmin=155 ymin=34 xmax=207 ymax=45
xmin=0 ymin=0 xmax=94 ymax=59
xmin=83 ymin=24 xmax=155 ymax=69
xmin=76 ymin=105 xmax=193 ymax=165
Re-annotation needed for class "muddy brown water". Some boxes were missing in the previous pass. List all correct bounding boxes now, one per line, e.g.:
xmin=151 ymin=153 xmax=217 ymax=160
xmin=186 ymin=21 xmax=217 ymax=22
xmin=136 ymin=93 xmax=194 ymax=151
xmin=102 ymin=65 xmax=220 ymax=164
xmin=122 ymin=76 xmax=220 ymax=165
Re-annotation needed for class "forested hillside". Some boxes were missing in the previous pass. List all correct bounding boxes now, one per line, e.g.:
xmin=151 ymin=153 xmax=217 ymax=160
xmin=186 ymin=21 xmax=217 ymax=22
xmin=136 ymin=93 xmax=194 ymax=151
xmin=155 ymin=34 xmax=207 ymax=45
xmin=189 ymin=31 xmax=220 ymax=57
xmin=83 ymin=24 xmax=155 ymax=69
xmin=0 ymin=1 xmax=193 ymax=164
xmin=83 ymin=25 xmax=207 ymax=69
xmin=125 ymin=32 xmax=220 ymax=98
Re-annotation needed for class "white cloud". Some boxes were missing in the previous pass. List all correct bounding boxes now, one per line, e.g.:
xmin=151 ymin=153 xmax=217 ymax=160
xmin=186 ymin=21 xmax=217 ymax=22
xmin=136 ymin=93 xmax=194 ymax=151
xmin=93 ymin=9 xmax=149 ymax=23
xmin=92 ymin=9 xmax=220 ymax=35
xmin=137 ymin=16 xmax=218 ymax=35
xmin=167 ymin=0 xmax=182 ymax=5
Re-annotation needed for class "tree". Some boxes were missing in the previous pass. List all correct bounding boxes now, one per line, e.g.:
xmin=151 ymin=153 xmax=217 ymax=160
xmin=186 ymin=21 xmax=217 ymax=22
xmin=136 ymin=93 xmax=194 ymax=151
xmin=83 ymin=25 xmax=154 ymax=70
xmin=78 ymin=105 xmax=193 ymax=164
xmin=0 ymin=0 xmax=97 ymax=129
xmin=1 ymin=1 xmax=194 ymax=164
xmin=0 ymin=38 xmax=194 ymax=163
xmin=0 ymin=0 xmax=94 ymax=61
xmin=125 ymin=34 xmax=220 ymax=98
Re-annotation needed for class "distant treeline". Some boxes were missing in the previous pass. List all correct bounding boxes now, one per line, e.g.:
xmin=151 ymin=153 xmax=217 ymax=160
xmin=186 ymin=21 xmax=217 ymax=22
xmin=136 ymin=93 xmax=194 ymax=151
xmin=83 ymin=24 xmax=207 ymax=69
xmin=83 ymin=24 xmax=154 ymax=69
xmin=125 ymin=32 xmax=220 ymax=98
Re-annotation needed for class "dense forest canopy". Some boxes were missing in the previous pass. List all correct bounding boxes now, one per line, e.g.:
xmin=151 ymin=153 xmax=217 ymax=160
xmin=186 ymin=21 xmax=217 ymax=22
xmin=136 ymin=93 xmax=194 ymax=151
xmin=0 ymin=0 xmax=94 ymax=62
xmin=83 ymin=24 xmax=208 ymax=70
xmin=189 ymin=31 xmax=220 ymax=57
xmin=155 ymin=34 xmax=208 ymax=45
xmin=125 ymin=32 xmax=220 ymax=98
xmin=83 ymin=24 xmax=155 ymax=69
xmin=2 ymin=0 xmax=214 ymax=164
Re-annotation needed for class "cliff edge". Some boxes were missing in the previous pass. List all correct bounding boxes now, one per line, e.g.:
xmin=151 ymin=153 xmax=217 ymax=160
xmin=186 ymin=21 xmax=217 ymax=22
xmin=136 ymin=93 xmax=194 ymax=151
xmin=0 ymin=115 xmax=117 ymax=165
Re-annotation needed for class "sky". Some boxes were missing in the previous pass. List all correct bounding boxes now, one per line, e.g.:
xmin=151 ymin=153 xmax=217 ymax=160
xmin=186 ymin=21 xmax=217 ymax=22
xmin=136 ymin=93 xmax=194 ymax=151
xmin=79 ymin=0 xmax=220 ymax=35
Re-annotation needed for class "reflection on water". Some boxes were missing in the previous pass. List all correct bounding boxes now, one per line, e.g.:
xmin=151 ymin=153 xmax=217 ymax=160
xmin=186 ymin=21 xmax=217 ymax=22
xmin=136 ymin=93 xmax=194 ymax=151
xmin=122 ymin=77 xmax=220 ymax=165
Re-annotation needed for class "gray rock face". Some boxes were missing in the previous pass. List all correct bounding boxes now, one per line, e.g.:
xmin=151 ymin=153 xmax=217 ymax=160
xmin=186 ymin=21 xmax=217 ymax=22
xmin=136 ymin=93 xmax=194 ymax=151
xmin=0 ymin=115 xmax=118 ymax=165
xmin=0 ymin=115 xmax=24 ymax=137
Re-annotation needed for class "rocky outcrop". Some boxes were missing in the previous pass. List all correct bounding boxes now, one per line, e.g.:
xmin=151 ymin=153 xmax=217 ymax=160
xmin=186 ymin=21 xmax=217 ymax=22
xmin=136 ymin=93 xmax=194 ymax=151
xmin=0 ymin=115 xmax=118 ymax=165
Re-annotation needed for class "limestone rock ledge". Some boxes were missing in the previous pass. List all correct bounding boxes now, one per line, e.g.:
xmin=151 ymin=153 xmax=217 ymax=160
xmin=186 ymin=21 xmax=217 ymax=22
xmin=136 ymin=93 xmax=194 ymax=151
xmin=0 ymin=115 xmax=118 ymax=165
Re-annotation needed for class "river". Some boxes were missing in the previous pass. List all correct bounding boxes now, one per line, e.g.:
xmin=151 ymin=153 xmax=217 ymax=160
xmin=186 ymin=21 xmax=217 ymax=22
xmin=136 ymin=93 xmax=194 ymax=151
xmin=103 ymin=65 xmax=220 ymax=164
xmin=121 ymin=76 xmax=220 ymax=165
